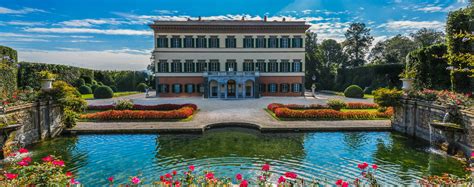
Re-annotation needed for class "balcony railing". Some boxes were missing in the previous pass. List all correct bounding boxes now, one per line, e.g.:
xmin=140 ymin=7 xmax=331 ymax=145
xmin=204 ymin=71 xmax=259 ymax=77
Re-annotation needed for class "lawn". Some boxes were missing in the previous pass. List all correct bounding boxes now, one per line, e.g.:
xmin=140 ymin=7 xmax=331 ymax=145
xmin=81 ymin=92 xmax=140 ymax=100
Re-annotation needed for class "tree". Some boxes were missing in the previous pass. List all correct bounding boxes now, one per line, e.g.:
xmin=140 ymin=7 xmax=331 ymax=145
xmin=343 ymin=23 xmax=374 ymax=67
xmin=315 ymin=39 xmax=347 ymax=89
xmin=305 ymin=31 xmax=320 ymax=89
xmin=369 ymin=35 xmax=416 ymax=64
xmin=410 ymin=28 xmax=445 ymax=48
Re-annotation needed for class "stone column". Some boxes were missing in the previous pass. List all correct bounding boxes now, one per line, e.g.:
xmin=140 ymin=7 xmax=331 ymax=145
xmin=242 ymin=81 xmax=246 ymax=99
xmin=225 ymin=84 xmax=228 ymax=99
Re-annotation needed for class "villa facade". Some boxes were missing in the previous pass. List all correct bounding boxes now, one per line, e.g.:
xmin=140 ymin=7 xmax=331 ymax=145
xmin=149 ymin=17 xmax=310 ymax=98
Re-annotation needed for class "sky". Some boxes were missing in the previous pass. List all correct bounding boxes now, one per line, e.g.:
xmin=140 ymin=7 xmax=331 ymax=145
xmin=0 ymin=0 xmax=470 ymax=70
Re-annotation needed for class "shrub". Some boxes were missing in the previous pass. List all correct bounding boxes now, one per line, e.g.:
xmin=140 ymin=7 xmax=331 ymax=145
xmin=273 ymin=107 xmax=393 ymax=120
xmin=109 ymin=85 xmax=118 ymax=92
xmin=87 ymin=104 xmax=115 ymax=110
xmin=132 ymin=103 xmax=198 ymax=111
xmin=78 ymin=85 xmax=92 ymax=94
xmin=115 ymin=100 xmax=133 ymax=110
xmin=136 ymin=83 xmax=148 ymax=92
xmin=93 ymin=86 xmax=114 ymax=99
xmin=90 ymin=84 xmax=99 ymax=92
xmin=372 ymin=88 xmax=403 ymax=107
xmin=345 ymin=102 xmax=379 ymax=109
xmin=344 ymin=85 xmax=364 ymax=98
xmin=80 ymin=107 xmax=195 ymax=120
xmin=327 ymin=99 xmax=346 ymax=111
xmin=74 ymin=78 xmax=85 ymax=87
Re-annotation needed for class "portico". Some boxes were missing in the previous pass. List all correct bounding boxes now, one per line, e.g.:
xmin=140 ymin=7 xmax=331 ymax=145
xmin=204 ymin=71 xmax=259 ymax=99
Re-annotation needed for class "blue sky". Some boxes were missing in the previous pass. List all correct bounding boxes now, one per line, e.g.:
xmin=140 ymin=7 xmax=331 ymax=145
xmin=0 ymin=0 xmax=469 ymax=70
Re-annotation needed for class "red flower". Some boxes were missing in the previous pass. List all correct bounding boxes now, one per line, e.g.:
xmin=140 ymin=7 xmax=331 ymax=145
xmin=17 ymin=160 xmax=29 ymax=166
xmin=342 ymin=182 xmax=349 ymax=187
xmin=66 ymin=171 xmax=73 ymax=177
xmin=131 ymin=176 xmax=140 ymax=184
xmin=165 ymin=173 xmax=172 ymax=178
xmin=4 ymin=173 xmax=18 ymax=180
xmin=236 ymin=173 xmax=243 ymax=181
xmin=42 ymin=155 xmax=54 ymax=162
xmin=8 ymin=153 xmax=17 ymax=157
xmin=172 ymin=170 xmax=177 ymax=175
xmin=372 ymin=164 xmax=378 ymax=170
xmin=240 ymin=180 xmax=248 ymax=187
xmin=189 ymin=165 xmax=195 ymax=171
xmin=52 ymin=160 xmax=65 ymax=167
xmin=22 ymin=156 xmax=32 ymax=163
xmin=160 ymin=175 xmax=165 ymax=181
xmin=18 ymin=148 xmax=28 ymax=154
xmin=108 ymin=176 xmax=114 ymax=183
xmin=358 ymin=162 xmax=369 ymax=170
xmin=336 ymin=179 xmax=343 ymax=185
xmin=278 ymin=176 xmax=286 ymax=184
xmin=284 ymin=172 xmax=297 ymax=179
xmin=205 ymin=172 xmax=214 ymax=180
xmin=262 ymin=163 xmax=270 ymax=171
xmin=70 ymin=178 xmax=80 ymax=184
xmin=175 ymin=181 xmax=181 ymax=187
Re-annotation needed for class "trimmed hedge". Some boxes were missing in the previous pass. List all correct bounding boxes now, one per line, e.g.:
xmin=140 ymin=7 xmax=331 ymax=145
xmin=344 ymin=85 xmax=364 ymax=98
xmin=274 ymin=107 xmax=393 ymax=120
xmin=406 ymin=44 xmax=451 ymax=90
xmin=80 ymin=107 xmax=195 ymax=120
xmin=90 ymin=84 xmax=99 ymax=92
xmin=267 ymin=102 xmax=378 ymax=112
xmin=78 ymin=85 xmax=92 ymax=94
xmin=93 ymin=86 xmax=114 ymax=99
xmin=335 ymin=64 xmax=404 ymax=91
xmin=87 ymin=103 xmax=198 ymax=111
xmin=0 ymin=46 xmax=18 ymax=97
xmin=136 ymin=83 xmax=148 ymax=92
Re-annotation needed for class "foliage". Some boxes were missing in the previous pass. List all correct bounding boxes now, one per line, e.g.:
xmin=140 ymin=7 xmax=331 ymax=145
xmin=346 ymin=102 xmax=379 ymax=109
xmin=327 ymin=99 xmax=347 ymax=111
xmin=409 ymin=89 xmax=473 ymax=109
xmin=114 ymin=99 xmax=133 ymax=110
xmin=372 ymin=88 xmax=403 ymax=107
xmin=369 ymin=34 xmax=417 ymax=65
xmin=273 ymin=107 xmax=393 ymax=119
xmin=410 ymin=28 xmax=445 ymax=48
xmin=42 ymin=81 xmax=87 ymax=127
xmin=37 ymin=70 xmax=57 ymax=80
xmin=90 ymin=84 xmax=99 ymax=92
xmin=343 ymin=23 xmax=374 ymax=67
xmin=314 ymin=39 xmax=347 ymax=89
xmin=335 ymin=63 xmax=404 ymax=91
xmin=88 ymin=103 xmax=198 ymax=111
xmin=305 ymin=31 xmax=320 ymax=89
xmin=93 ymin=86 xmax=114 ymax=99
xmin=80 ymin=107 xmax=195 ymax=120
xmin=136 ymin=83 xmax=148 ymax=92
xmin=0 ymin=89 xmax=38 ymax=108
xmin=0 ymin=46 xmax=18 ymax=98
xmin=77 ymin=85 xmax=92 ymax=94
xmin=73 ymin=78 xmax=85 ymax=87
xmin=344 ymin=85 xmax=364 ymax=98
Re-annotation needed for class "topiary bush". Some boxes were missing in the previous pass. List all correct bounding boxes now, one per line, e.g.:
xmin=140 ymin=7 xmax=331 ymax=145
xmin=93 ymin=86 xmax=114 ymax=99
xmin=109 ymin=85 xmax=118 ymax=92
xmin=344 ymin=85 xmax=364 ymax=98
xmin=90 ymin=84 xmax=99 ymax=92
xmin=78 ymin=85 xmax=92 ymax=94
xmin=372 ymin=88 xmax=403 ymax=107
xmin=327 ymin=99 xmax=346 ymax=111
xmin=136 ymin=83 xmax=148 ymax=92
xmin=74 ymin=78 xmax=85 ymax=87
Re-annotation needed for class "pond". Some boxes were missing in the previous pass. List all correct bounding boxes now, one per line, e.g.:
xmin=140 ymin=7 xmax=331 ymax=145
xmin=27 ymin=129 xmax=467 ymax=185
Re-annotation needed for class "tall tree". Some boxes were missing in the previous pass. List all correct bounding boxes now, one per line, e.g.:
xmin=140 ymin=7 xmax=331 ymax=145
xmin=369 ymin=34 xmax=417 ymax=64
xmin=315 ymin=39 xmax=347 ymax=89
xmin=410 ymin=28 xmax=445 ymax=48
xmin=343 ymin=23 xmax=374 ymax=67
xmin=305 ymin=31 xmax=319 ymax=89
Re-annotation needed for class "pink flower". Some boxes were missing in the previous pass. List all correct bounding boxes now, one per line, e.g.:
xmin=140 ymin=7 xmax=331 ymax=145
xmin=358 ymin=162 xmax=369 ymax=170
xmin=278 ymin=176 xmax=286 ymax=184
xmin=342 ymin=182 xmax=349 ymax=187
xmin=66 ymin=171 xmax=73 ymax=177
xmin=131 ymin=176 xmax=141 ymax=184
xmin=172 ymin=170 xmax=177 ymax=175
xmin=70 ymin=178 xmax=80 ymax=184
xmin=336 ymin=179 xmax=343 ymax=185
xmin=240 ymin=180 xmax=248 ymax=187
xmin=18 ymin=148 xmax=28 ymax=154
xmin=284 ymin=172 xmax=297 ymax=179
xmin=258 ymin=175 xmax=266 ymax=181
xmin=372 ymin=164 xmax=378 ymax=170
xmin=165 ymin=173 xmax=172 ymax=178
xmin=189 ymin=165 xmax=195 ymax=171
xmin=262 ymin=163 xmax=270 ymax=171
xmin=108 ymin=176 xmax=114 ymax=183
xmin=175 ymin=181 xmax=181 ymax=187
xmin=42 ymin=155 xmax=54 ymax=162
xmin=52 ymin=160 xmax=65 ymax=167
xmin=8 ymin=153 xmax=17 ymax=157
xmin=4 ymin=173 xmax=18 ymax=180
xmin=22 ymin=157 xmax=32 ymax=163
xmin=17 ymin=160 xmax=29 ymax=166
xmin=471 ymin=151 xmax=474 ymax=158
xmin=205 ymin=172 xmax=214 ymax=180
xmin=236 ymin=173 xmax=243 ymax=181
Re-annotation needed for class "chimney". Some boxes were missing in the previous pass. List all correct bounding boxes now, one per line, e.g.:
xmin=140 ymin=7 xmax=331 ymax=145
xmin=198 ymin=16 xmax=202 ymax=21
xmin=282 ymin=17 xmax=286 ymax=22
xmin=264 ymin=15 xmax=267 ymax=22
xmin=241 ymin=16 xmax=245 ymax=21
xmin=187 ymin=18 xmax=191 ymax=21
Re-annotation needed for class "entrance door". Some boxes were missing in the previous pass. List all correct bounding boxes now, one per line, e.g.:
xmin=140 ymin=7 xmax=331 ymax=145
xmin=227 ymin=80 xmax=236 ymax=97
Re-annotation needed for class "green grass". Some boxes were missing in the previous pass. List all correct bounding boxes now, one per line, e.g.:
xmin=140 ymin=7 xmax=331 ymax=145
xmin=81 ymin=91 xmax=140 ymax=100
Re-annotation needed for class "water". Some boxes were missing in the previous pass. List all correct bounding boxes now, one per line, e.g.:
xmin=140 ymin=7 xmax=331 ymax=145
xmin=27 ymin=129 xmax=467 ymax=185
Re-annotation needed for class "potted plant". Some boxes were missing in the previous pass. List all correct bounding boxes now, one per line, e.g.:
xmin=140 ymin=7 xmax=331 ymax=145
xmin=37 ymin=70 xmax=57 ymax=90
xmin=399 ymin=69 xmax=415 ymax=91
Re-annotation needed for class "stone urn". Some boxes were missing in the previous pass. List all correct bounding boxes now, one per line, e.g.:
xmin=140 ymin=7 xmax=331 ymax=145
xmin=400 ymin=78 xmax=414 ymax=91
xmin=40 ymin=79 xmax=54 ymax=91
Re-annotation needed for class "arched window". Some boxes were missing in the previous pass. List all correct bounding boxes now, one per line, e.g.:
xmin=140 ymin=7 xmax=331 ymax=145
xmin=280 ymin=84 xmax=289 ymax=93
xmin=172 ymin=84 xmax=182 ymax=93
xmin=268 ymin=84 xmax=277 ymax=93
xmin=185 ymin=84 xmax=194 ymax=93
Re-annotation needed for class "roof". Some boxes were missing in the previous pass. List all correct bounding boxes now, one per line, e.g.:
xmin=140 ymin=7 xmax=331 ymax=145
xmin=151 ymin=20 xmax=308 ymax=26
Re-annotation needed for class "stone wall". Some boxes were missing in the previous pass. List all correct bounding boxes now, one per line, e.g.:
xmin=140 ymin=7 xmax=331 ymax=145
xmin=0 ymin=101 xmax=63 ymax=156
xmin=393 ymin=98 xmax=474 ymax=156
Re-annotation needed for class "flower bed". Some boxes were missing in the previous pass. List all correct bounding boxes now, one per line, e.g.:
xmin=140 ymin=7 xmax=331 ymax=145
xmin=87 ymin=103 xmax=198 ymax=111
xmin=267 ymin=102 xmax=378 ymax=112
xmin=80 ymin=107 xmax=195 ymax=120
xmin=274 ymin=107 xmax=393 ymax=120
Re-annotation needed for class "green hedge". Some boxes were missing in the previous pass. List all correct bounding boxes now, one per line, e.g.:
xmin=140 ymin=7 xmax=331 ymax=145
xmin=406 ymin=44 xmax=451 ymax=90
xmin=0 ymin=46 xmax=18 ymax=97
xmin=335 ymin=64 xmax=404 ymax=91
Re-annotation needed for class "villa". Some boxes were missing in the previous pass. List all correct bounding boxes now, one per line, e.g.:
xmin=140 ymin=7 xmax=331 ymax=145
xmin=149 ymin=17 xmax=310 ymax=98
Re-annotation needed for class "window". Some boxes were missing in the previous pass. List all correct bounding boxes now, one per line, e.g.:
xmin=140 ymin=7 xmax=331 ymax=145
xmin=186 ymin=84 xmax=194 ymax=93
xmin=225 ymin=60 xmax=237 ymax=71
xmin=280 ymin=60 xmax=290 ymax=72
xmin=208 ymin=60 xmax=220 ymax=71
xmin=172 ymin=84 xmax=181 ymax=93
xmin=292 ymin=36 xmax=303 ymax=48
xmin=157 ymin=36 xmax=168 ymax=48
xmin=292 ymin=84 xmax=302 ymax=92
xmin=281 ymin=84 xmax=289 ymax=93
xmin=292 ymin=60 xmax=302 ymax=72
xmin=171 ymin=60 xmax=182 ymax=72
xmin=243 ymin=60 xmax=254 ymax=71
xmin=184 ymin=60 xmax=195 ymax=72
xmin=209 ymin=36 xmax=219 ymax=48
xmin=158 ymin=84 xmax=169 ymax=93
xmin=256 ymin=60 xmax=266 ymax=72
xmin=225 ymin=36 xmax=236 ymax=48
xmin=243 ymin=36 xmax=254 ymax=48
xmin=280 ymin=36 xmax=290 ymax=48
xmin=170 ymin=36 xmax=181 ymax=48
xmin=256 ymin=36 xmax=266 ymax=48
xmin=268 ymin=36 xmax=278 ymax=48
xmin=157 ymin=60 xmax=169 ymax=73
xmin=196 ymin=60 xmax=207 ymax=72
xmin=196 ymin=36 xmax=207 ymax=48
xmin=197 ymin=84 xmax=203 ymax=93
xmin=184 ymin=36 xmax=194 ymax=48
xmin=268 ymin=60 xmax=278 ymax=72
xmin=259 ymin=83 xmax=266 ymax=93
xmin=268 ymin=84 xmax=277 ymax=93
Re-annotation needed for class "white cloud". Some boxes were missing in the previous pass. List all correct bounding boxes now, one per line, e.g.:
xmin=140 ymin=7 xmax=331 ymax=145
xmin=0 ymin=20 xmax=45 ymax=26
xmin=0 ymin=7 xmax=47 ymax=14
xmin=24 ymin=27 xmax=152 ymax=36
xmin=416 ymin=6 xmax=443 ymax=12
xmin=378 ymin=20 xmax=444 ymax=31
xmin=58 ymin=18 xmax=125 ymax=27
xmin=153 ymin=10 xmax=178 ymax=15
xmin=0 ymin=38 xmax=49 ymax=42
xmin=18 ymin=49 xmax=150 ymax=70
xmin=70 ymin=39 xmax=103 ymax=43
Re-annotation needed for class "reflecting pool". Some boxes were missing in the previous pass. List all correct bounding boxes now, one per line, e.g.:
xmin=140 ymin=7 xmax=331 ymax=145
xmin=28 ymin=128 xmax=467 ymax=185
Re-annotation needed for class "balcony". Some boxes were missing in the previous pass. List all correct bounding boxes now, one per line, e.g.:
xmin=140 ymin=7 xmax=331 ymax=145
xmin=204 ymin=71 xmax=259 ymax=77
